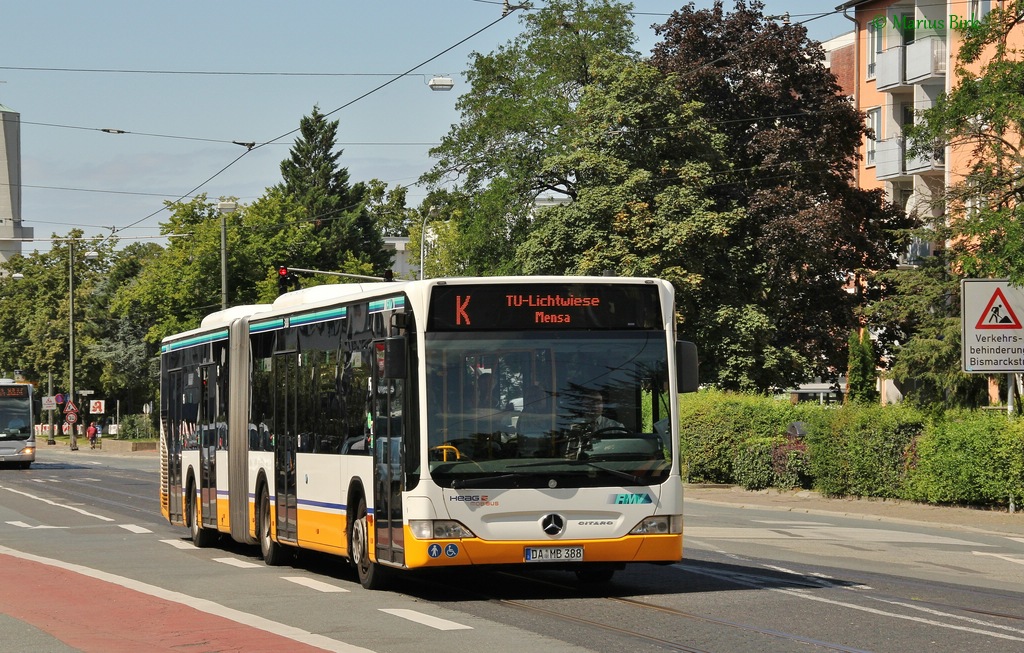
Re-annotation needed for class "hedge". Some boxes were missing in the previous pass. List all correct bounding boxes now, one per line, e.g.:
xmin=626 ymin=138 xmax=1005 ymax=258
xmin=678 ymin=390 xmax=1024 ymax=510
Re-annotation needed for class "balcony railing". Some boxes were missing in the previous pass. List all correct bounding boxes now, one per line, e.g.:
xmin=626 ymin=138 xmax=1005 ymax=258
xmin=905 ymin=141 xmax=945 ymax=175
xmin=905 ymin=36 xmax=946 ymax=84
xmin=875 ymin=138 xmax=907 ymax=179
xmin=876 ymin=46 xmax=910 ymax=91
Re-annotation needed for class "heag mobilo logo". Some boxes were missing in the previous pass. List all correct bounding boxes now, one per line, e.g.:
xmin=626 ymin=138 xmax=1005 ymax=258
xmin=449 ymin=494 xmax=499 ymax=506
xmin=611 ymin=493 xmax=653 ymax=505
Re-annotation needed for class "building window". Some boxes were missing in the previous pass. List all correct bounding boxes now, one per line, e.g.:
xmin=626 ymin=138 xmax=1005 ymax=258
xmin=971 ymin=0 xmax=992 ymax=18
xmin=867 ymin=22 xmax=880 ymax=78
xmin=866 ymin=108 xmax=881 ymax=166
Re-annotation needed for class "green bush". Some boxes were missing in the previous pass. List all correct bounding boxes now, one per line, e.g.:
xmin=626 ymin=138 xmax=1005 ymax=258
xmin=733 ymin=437 xmax=779 ymax=490
xmin=772 ymin=437 xmax=811 ymax=490
xmin=903 ymin=411 xmax=1024 ymax=507
xmin=116 ymin=413 xmax=155 ymax=440
xmin=679 ymin=390 xmax=1024 ymax=510
xmin=679 ymin=390 xmax=816 ymax=483
xmin=806 ymin=403 xmax=924 ymax=498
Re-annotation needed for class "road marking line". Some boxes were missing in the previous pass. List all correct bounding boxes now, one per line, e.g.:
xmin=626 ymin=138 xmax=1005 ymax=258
xmin=160 ymin=539 xmax=196 ymax=549
xmin=870 ymin=595 xmax=1024 ymax=636
xmin=213 ymin=557 xmax=262 ymax=569
xmin=379 ymin=608 xmax=473 ymax=630
xmin=972 ymin=550 xmax=1024 ymax=566
xmin=282 ymin=576 xmax=350 ymax=593
xmin=0 ymin=544 xmax=374 ymax=653
xmin=0 ymin=485 xmax=114 ymax=522
xmin=683 ymin=565 xmax=1024 ymax=642
xmin=5 ymin=521 xmax=68 ymax=530
xmin=119 ymin=524 xmax=152 ymax=534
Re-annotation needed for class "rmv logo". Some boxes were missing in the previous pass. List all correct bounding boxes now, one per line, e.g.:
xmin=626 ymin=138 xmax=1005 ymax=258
xmin=613 ymin=493 xmax=653 ymax=505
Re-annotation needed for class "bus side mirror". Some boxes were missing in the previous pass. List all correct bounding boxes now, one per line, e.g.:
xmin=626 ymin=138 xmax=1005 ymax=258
xmin=383 ymin=337 xmax=407 ymax=379
xmin=676 ymin=340 xmax=699 ymax=393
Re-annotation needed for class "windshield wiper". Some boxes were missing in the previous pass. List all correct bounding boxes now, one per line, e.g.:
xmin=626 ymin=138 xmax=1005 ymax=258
xmin=509 ymin=459 xmax=645 ymax=485
xmin=450 ymin=473 xmax=519 ymax=489
xmin=567 ymin=460 xmax=644 ymax=485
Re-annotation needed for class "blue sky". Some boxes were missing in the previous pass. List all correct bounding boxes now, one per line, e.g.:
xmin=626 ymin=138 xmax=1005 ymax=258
xmin=0 ymin=1 xmax=850 ymax=253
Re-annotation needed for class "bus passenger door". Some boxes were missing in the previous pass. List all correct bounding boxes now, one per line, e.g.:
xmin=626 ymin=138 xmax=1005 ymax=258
xmin=165 ymin=370 xmax=184 ymax=523
xmin=198 ymin=365 xmax=218 ymax=528
xmin=274 ymin=353 xmax=299 ymax=543
xmin=372 ymin=339 xmax=405 ymax=566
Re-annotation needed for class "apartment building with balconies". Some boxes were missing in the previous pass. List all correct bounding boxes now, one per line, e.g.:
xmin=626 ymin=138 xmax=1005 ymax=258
xmin=839 ymin=0 xmax=1004 ymax=268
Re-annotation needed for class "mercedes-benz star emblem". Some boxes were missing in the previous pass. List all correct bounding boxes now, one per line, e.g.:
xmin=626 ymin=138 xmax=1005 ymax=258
xmin=541 ymin=513 xmax=565 ymax=536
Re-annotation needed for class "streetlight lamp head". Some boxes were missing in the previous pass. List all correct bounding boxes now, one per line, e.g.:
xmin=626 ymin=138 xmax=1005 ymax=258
xmin=11 ymin=273 xmax=24 ymax=280
xmin=428 ymin=76 xmax=454 ymax=91
xmin=217 ymin=201 xmax=238 ymax=214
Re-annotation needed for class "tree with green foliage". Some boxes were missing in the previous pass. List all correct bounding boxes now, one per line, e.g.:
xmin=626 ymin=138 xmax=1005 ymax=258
xmin=517 ymin=53 xmax=743 ymax=341
xmin=846 ymin=329 xmax=878 ymax=404
xmin=421 ymin=0 xmax=639 ymax=276
xmin=277 ymin=106 xmax=391 ymax=276
xmin=108 ymin=192 xmax=318 ymax=344
xmin=0 ymin=230 xmax=115 ymax=398
xmin=83 ymin=241 xmax=164 ymax=412
xmin=863 ymin=223 xmax=989 ymax=410
xmin=647 ymin=0 xmax=913 ymax=391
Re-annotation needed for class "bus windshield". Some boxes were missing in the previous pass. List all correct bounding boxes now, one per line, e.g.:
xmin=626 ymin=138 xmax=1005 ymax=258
xmin=0 ymin=395 xmax=33 ymax=440
xmin=425 ymin=331 xmax=672 ymax=488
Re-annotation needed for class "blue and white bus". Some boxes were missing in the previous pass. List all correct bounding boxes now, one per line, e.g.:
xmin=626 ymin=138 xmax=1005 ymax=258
xmin=159 ymin=276 xmax=698 ymax=588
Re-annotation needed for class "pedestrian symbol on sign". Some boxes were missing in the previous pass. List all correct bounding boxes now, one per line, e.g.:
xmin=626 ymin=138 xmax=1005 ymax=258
xmin=975 ymin=288 xmax=1023 ymax=330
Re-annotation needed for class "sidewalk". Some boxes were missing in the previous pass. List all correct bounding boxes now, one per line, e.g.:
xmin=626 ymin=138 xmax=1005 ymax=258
xmin=684 ymin=484 xmax=1024 ymax=537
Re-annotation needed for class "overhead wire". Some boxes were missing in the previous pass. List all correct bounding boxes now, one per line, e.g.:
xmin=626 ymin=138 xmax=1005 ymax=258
xmin=105 ymin=10 xmax=517 ymax=239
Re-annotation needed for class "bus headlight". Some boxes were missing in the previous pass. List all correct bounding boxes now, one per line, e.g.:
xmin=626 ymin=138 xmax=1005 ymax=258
xmin=629 ymin=515 xmax=682 ymax=535
xmin=410 ymin=520 xmax=476 ymax=540
xmin=18 ymin=446 xmax=34 ymax=456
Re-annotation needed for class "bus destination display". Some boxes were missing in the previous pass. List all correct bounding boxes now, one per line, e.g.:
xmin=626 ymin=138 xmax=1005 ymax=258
xmin=428 ymin=283 xmax=663 ymax=331
xmin=0 ymin=385 xmax=30 ymax=398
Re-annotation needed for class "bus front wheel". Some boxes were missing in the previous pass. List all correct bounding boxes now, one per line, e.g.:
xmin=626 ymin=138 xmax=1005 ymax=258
xmin=351 ymin=497 xmax=389 ymax=590
xmin=259 ymin=487 xmax=286 ymax=566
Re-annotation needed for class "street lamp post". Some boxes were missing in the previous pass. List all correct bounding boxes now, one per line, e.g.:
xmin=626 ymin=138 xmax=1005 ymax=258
xmin=419 ymin=208 xmax=439 ymax=281
xmin=217 ymin=200 xmax=237 ymax=311
xmin=67 ymin=240 xmax=98 ymax=450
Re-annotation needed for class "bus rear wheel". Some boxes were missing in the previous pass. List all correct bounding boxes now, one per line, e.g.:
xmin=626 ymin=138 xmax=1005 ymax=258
xmin=259 ymin=487 xmax=286 ymax=566
xmin=187 ymin=485 xmax=215 ymax=548
xmin=351 ymin=497 xmax=389 ymax=590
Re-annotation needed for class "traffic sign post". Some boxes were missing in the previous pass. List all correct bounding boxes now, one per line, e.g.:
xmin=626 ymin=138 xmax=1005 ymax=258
xmin=961 ymin=279 xmax=1024 ymax=373
xmin=962 ymin=279 xmax=1024 ymax=416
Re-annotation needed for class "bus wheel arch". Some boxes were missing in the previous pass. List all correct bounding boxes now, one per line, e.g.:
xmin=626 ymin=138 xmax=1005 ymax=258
xmin=347 ymin=485 xmax=390 ymax=590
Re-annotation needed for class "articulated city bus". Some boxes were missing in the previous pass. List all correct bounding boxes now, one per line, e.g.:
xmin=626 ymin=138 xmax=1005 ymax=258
xmin=159 ymin=276 xmax=698 ymax=588
xmin=0 ymin=379 xmax=36 ymax=468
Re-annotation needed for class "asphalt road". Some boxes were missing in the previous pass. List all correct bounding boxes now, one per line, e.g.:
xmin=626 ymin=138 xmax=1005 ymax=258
xmin=0 ymin=445 xmax=1022 ymax=653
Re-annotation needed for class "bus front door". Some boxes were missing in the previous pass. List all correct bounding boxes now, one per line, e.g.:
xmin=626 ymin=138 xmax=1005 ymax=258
xmin=274 ymin=353 xmax=298 ymax=543
xmin=165 ymin=370 xmax=184 ymax=524
xmin=372 ymin=341 xmax=404 ymax=566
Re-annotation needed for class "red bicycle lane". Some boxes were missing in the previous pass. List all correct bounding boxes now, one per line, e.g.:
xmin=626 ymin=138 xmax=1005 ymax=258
xmin=0 ymin=548 xmax=372 ymax=653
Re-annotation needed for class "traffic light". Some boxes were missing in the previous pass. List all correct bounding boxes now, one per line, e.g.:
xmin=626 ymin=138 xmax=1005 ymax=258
xmin=383 ymin=269 xmax=394 ymax=282
xmin=276 ymin=266 xmax=299 ymax=295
